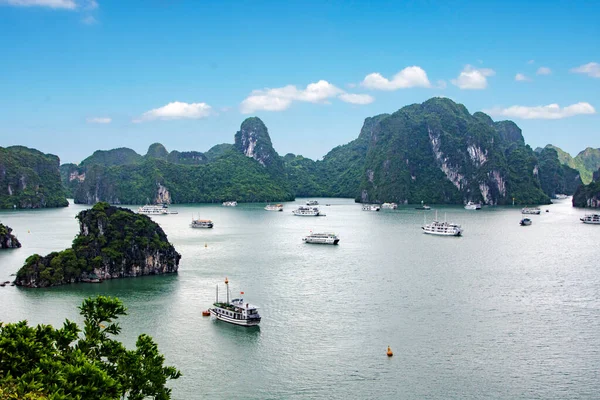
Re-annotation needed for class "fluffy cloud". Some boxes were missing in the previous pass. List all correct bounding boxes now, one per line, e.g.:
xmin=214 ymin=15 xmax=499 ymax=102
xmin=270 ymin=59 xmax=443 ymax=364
xmin=451 ymin=65 xmax=495 ymax=89
xmin=486 ymin=102 xmax=595 ymax=120
xmin=515 ymin=73 xmax=530 ymax=82
xmin=536 ymin=67 xmax=552 ymax=75
xmin=338 ymin=93 xmax=375 ymax=105
xmin=570 ymin=62 xmax=600 ymax=78
xmin=0 ymin=0 xmax=76 ymax=8
xmin=87 ymin=117 xmax=111 ymax=124
xmin=240 ymin=80 xmax=372 ymax=113
xmin=137 ymin=101 xmax=213 ymax=122
xmin=361 ymin=66 xmax=431 ymax=90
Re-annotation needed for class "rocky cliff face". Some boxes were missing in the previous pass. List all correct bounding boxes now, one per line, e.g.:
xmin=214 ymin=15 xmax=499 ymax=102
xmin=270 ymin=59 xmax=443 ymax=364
xmin=15 ymin=202 xmax=180 ymax=287
xmin=573 ymin=168 xmax=600 ymax=208
xmin=234 ymin=117 xmax=282 ymax=169
xmin=0 ymin=223 xmax=21 ymax=249
xmin=0 ymin=146 xmax=68 ymax=209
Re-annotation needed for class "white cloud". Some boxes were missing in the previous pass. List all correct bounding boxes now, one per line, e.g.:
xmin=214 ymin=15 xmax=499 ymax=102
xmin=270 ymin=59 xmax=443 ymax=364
xmin=240 ymin=80 xmax=350 ymax=113
xmin=570 ymin=62 xmax=600 ymax=78
xmin=515 ymin=73 xmax=530 ymax=82
xmin=527 ymin=59 xmax=535 ymax=65
xmin=486 ymin=102 xmax=595 ymax=120
xmin=137 ymin=101 xmax=213 ymax=121
xmin=338 ymin=93 xmax=375 ymax=105
xmin=87 ymin=117 xmax=111 ymax=124
xmin=361 ymin=66 xmax=431 ymax=90
xmin=536 ymin=66 xmax=551 ymax=75
xmin=81 ymin=15 xmax=96 ymax=24
xmin=451 ymin=65 xmax=495 ymax=89
xmin=0 ymin=0 xmax=76 ymax=8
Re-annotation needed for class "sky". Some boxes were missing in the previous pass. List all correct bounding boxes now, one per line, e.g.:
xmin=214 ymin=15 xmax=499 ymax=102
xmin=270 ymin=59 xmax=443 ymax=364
xmin=0 ymin=0 xmax=599 ymax=164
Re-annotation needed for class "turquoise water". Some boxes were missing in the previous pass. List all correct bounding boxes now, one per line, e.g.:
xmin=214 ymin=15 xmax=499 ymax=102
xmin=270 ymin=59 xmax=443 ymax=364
xmin=1 ymin=199 xmax=599 ymax=399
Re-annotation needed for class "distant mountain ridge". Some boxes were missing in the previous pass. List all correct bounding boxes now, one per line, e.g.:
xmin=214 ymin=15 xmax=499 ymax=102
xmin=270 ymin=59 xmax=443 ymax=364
xmin=55 ymin=97 xmax=586 ymax=206
xmin=538 ymin=144 xmax=600 ymax=184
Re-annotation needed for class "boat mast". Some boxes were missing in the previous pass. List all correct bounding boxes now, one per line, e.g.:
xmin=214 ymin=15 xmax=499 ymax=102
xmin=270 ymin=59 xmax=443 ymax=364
xmin=225 ymin=277 xmax=230 ymax=304
xmin=216 ymin=284 xmax=218 ymax=303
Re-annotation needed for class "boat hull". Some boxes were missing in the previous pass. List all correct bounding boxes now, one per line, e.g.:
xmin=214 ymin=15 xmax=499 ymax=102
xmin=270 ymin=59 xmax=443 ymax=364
xmin=422 ymin=230 xmax=461 ymax=236
xmin=303 ymin=238 xmax=339 ymax=245
xmin=209 ymin=309 xmax=261 ymax=326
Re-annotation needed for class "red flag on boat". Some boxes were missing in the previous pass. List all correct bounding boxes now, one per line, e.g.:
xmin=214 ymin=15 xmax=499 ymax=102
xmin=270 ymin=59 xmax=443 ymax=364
xmin=240 ymin=291 xmax=244 ymax=295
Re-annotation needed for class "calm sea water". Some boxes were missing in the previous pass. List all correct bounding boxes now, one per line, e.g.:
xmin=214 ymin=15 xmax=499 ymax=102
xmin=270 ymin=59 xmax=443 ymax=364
xmin=1 ymin=199 xmax=599 ymax=399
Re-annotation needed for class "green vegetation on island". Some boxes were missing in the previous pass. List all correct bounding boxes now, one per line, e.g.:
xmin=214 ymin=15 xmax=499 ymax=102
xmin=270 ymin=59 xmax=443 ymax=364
xmin=541 ymin=145 xmax=600 ymax=185
xmin=0 ymin=223 xmax=21 ymax=249
xmin=0 ymin=295 xmax=181 ymax=399
xmin=572 ymin=168 xmax=600 ymax=208
xmin=0 ymin=146 xmax=68 ymax=209
xmin=15 ymin=202 xmax=180 ymax=288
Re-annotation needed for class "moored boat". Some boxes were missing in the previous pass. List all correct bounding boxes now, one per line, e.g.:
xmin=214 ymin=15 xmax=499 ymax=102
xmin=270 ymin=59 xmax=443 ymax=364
xmin=580 ymin=214 xmax=600 ymax=224
xmin=382 ymin=202 xmax=398 ymax=209
xmin=292 ymin=206 xmax=325 ymax=216
xmin=138 ymin=205 xmax=168 ymax=215
xmin=520 ymin=218 xmax=532 ymax=226
xmin=303 ymin=232 xmax=339 ymax=245
xmin=306 ymin=200 xmax=319 ymax=206
xmin=464 ymin=201 xmax=482 ymax=210
xmin=521 ymin=207 xmax=541 ymax=215
xmin=362 ymin=204 xmax=381 ymax=211
xmin=422 ymin=212 xmax=462 ymax=236
xmin=265 ymin=204 xmax=284 ymax=211
xmin=415 ymin=201 xmax=431 ymax=210
xmin=209 ymin=278 xmax=261 ymax=327
xmin=190 ymin=219 xmax=214 ymax=228
xmin=222 ymin=201 xmax=238 ymax=207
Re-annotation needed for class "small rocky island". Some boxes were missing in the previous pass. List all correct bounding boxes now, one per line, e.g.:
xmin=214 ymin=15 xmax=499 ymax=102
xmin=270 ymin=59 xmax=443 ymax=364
xmin=15 ymin=202 xmax=180 ymax=288
xmin=0 ymin=223 xmax=21 ymax=249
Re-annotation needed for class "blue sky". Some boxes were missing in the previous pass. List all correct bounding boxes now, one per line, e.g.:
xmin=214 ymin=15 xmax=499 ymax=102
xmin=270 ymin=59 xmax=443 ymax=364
xmin=0 ymin=0 xmax=598 ymax=164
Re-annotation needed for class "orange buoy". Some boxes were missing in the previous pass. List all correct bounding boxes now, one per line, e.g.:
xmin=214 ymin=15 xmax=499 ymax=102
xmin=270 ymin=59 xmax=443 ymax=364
xmin=387 ymin=346 xmax=393 ymax=357
xmin=202 ymin=310 xmax=211 ymax=317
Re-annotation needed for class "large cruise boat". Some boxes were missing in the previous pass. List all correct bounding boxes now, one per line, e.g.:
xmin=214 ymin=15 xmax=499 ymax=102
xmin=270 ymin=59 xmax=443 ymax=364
xmin=265 ymin=204 xmax=284 ymax=211
xmin=138 ymin=205 xmax=168 ymax=215
xmin=580 ymin=214 xmax=600 ymax=224
xmin=292 ymin=206 xmax=325 ymax=216
xmin=521 ymin=207 xmax=541 ymax=215
xmin=306 ymin=200 xmax=319 ymax=206
xmin=422 ymin=212 xmax=462 ymax=236
xmin=190 ymin=219 xmax=213 ymax=228
xmin=464 ymin=201 xmax=482 ymax=210
xmin=222 ymin=201 xmax=238 ymax=207
xmin=209 ymin=278 xmax=261 ymax=327
xmin=382 ymin=202 xmax=398 ymax=209
xmin=303 ymin=232 xmax=340 ymax=245
xmin=362 ymin=204 xmax=381 ymax=211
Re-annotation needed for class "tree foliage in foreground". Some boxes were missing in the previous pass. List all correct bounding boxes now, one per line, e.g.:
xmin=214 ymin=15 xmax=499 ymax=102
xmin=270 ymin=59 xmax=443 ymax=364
xmin=0 ymin=296 xmax=181 ymax=400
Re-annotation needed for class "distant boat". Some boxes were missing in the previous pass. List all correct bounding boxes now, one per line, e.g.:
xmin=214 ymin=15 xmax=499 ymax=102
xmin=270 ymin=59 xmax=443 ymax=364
xmin=520 ymin=218 xmax=532 ymax=226
xmin=521 ymin=207 xmax=541 ymax=215
xmin=190 ymin=219 xmax=214 ymax=228
xmin=362 ymin=204 xmax=381 ymax=211
xmin=580 ymin=214 xmax=600 ymax=224
xmin=303 ymin=232 xmax=340 ymax=245
xmin=415 ymin=201 xmax=431 ymax=210
xmin=554 ymin=194 xmax=568 ymax=200
xmin=138 ymin=205 xmax=168 ymax=215
xmin=292 ymin=206 xmax=325 ymax=216
xmin=382 ymin=202 xmax=398 ymax=209
xmin=464 ymin=201 xmax=482 ymax=210
xmin=265 ymin=204 xmax=284 ymax=212
xmin=306 ymin=200 xmax=319 ymax=206
xmin=422 ymin=211 xmax=462 ymax=236
xmin=222 ymin=201 xmax=238 ymax=207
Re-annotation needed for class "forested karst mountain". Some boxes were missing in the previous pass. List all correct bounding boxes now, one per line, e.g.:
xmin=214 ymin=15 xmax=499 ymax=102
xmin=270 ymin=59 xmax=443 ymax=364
xmin=0 ymin=146 xmax=68 ymax=209
xmin=56 ymin=98 xmax=584 ymax=206
xmin=573 ymin=167 xmax=600 ymax=208
xmin=539 ymin=145 xmax=600 ymax=184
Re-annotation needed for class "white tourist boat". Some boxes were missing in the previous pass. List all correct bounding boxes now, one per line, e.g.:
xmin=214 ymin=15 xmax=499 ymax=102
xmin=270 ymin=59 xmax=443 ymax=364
xmin=222 ymin=201 xmax=238 ymax=207
xmin=521 ymin=207 xmax=541 ymax=215
xmin=209 ymin=278 xmax=261 ymax=327
xmin=554 ymin=194 xmax=569 ymax=200
xmin=138 ymin=205 xmax=168 ymax=215
xmin=303 ymin=232 xmax=340 ymax=245
xmin=382 ymin=202 xmax=398 ymax=209
xmin=362 ymin=204 xmax=381 ymax=211
xmin=580 ymin=214 xmax=600 ymax=224
xmin=520 ymin=218 xmax=532 ymax=226
xmin=265 ymin=203 xmax=284 ymax=211
xmin=415 ymin=201 xmax=431 ymax=210
xmin=292 ymin=206 xmax=325 ymax=216
xmin=306 ymin=200 xmax=319 ymax=206
xmin=464 ymin=201 xmax=482 ymax=210
xmin=422 ymin=212 xmax=462 ymax=236
xmin=190 ymin=218 xmax=214 ymax=228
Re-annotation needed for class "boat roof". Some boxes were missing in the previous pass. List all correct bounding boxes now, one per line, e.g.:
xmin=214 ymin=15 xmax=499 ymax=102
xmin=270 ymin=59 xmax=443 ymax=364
xmin=193 ymin=219 xmax=212 ymax=222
